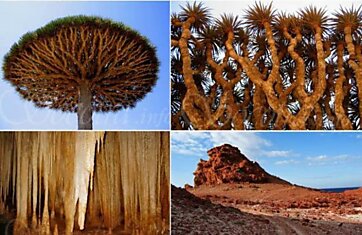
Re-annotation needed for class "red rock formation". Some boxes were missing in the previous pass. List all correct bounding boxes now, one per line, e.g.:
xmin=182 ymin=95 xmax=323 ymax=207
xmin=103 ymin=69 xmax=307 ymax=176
xmin=194 ymin=144 xmax=271 ymax=186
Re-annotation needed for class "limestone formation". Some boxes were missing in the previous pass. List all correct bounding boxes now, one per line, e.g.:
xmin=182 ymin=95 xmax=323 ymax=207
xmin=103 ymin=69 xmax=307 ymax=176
xmin=0 ymin=132 xmax=169 ymax=234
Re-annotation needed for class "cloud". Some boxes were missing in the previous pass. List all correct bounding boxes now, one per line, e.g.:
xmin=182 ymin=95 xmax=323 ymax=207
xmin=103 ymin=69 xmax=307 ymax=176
xmin=307 ymin=155 xmax=328 ymax=162
xmin=171 ymin=147 xmax=204 ymax=156
xmin=172 ymin=132 xmax=209 ymax=144
xmin=208 ymin=132 xmax=271 ymax=159
xmin=333 ymin=155 xmax=349 ymax=160
xmin=172 ymin=132 xmax=299 ymax=162
xmin=171 ymin=132 xmax=210 ymax=157
xmin=306 ymin=154 xmax=352 ymax=166
xmin=263 ymin=150 xmax=293 ymax=158
xmin=171 ymin=132 xmax=273 ymax=160
xmin=275 ymin=159 xmax=299 ymax=165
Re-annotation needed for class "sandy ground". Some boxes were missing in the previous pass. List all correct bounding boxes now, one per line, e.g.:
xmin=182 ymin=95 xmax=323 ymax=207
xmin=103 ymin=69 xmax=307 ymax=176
xmin=172 ymin=184 xmax=362 ymax=234
xmin=188 ymin=183 xmax=362 ymax=223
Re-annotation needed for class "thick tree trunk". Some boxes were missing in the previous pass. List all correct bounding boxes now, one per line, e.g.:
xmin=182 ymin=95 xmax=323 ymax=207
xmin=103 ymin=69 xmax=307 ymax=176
xmin=78 ymin=83 xmax=93 ymax=130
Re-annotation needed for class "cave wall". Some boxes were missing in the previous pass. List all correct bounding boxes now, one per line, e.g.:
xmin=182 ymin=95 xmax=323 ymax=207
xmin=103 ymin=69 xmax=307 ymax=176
xmin=0 ymin=131 xmax=169 ymax=234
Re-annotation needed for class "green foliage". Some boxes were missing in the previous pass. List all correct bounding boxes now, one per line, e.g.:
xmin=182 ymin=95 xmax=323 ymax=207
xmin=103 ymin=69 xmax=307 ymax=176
xmin=180 ymin=2 xmax=211 ymax=30
xmin=215 ymin=14 xmax=242 ymax=34
xmin=3 ymin=15 xmax=156 ymax=73
xmin=299 ymin=6 xmax=329 ymax=31
xmin=244 ymin=1 xmax=275 ymax=32
xmin=332 ymin=5 xmax=362 ymax=37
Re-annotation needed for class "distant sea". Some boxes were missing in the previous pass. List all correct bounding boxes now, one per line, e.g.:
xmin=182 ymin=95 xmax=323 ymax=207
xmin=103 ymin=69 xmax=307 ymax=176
xmin=320 ymin=187 xmax=360 ymax=193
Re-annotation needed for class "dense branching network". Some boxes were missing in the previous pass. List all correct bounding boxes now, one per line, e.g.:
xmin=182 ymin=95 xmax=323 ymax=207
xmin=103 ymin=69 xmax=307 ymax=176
xmin=171 ymin=2 xmax=362 ymax=130
xmin=3 ymin=16 xmax=159 ymax=112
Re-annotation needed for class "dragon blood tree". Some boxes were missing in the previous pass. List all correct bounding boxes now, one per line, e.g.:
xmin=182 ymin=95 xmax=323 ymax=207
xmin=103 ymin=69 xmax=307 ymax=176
xmin=3 ymin=16 xmax=159 ymax=130
xmin=171 ymin=2 xmax=362 ymax=130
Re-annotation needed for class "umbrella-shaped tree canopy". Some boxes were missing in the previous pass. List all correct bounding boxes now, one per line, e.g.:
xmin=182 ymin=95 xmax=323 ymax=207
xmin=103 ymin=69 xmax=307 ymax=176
xmin=3 ymin=15 xmax=159 ymax=129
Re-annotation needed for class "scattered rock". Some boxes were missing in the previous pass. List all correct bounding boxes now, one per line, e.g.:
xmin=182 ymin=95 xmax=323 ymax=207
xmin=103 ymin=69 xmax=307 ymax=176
xmin=180 ymin=143 xmax=362 ymax=234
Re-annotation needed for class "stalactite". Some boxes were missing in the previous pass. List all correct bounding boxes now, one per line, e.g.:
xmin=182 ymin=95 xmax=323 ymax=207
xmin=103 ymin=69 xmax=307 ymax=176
xmin=0 ymin=131 xmax=169 ymax=234
xmin=0 ymin=133 xmax=14 ymax=214
xmin=15 ymin=132 xmax=31 ymax=232
xmin=74 ymin=132 xmax=104 ymax=231
xmin=31 ymin=133 xmax=38 ymax=229
xmin=40 ymin=132 xmax=51 ymax=234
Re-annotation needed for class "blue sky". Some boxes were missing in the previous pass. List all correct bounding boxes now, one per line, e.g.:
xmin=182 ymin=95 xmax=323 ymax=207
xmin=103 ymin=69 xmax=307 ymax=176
xmin=172 ymin=132 xmax=362 ymax=189
xmin=0 ymin=1 xmax=169 ymax=130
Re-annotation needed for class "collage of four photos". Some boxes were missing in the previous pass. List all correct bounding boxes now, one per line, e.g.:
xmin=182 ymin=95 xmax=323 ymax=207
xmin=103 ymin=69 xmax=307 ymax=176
xmin=0 ymin=0 xmax=361 ymax=234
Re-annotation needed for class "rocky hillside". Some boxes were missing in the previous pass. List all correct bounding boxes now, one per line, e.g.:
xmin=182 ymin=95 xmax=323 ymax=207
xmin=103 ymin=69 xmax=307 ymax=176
xmin=172 ymin=185 xmax=362 ymax=234
xmin=194 ymin=144 xmax=288 ymax=186
xmin=173 ymin=144 xmax=362 ymax=234
xmin=171 ymin=185 xmax=276 ymax=234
